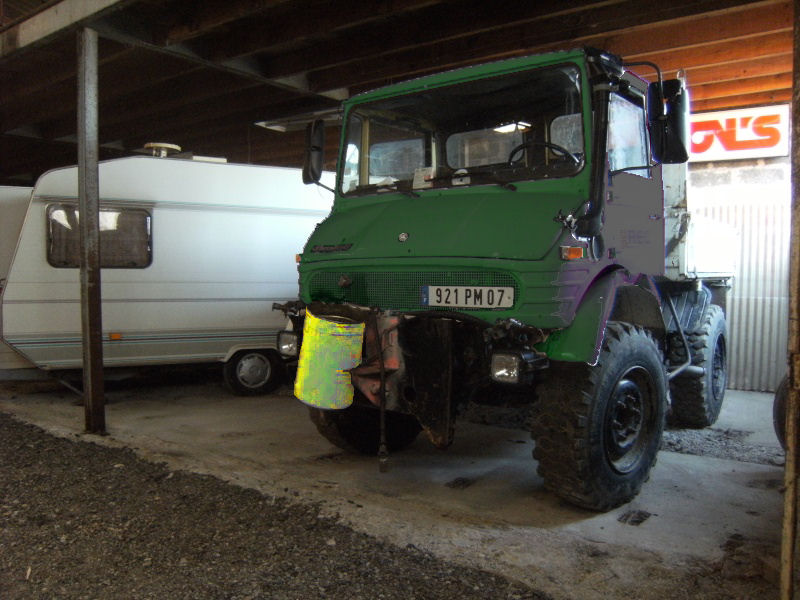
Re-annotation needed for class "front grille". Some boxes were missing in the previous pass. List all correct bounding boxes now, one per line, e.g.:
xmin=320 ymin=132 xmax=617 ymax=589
xmin=307 ymin=270 xmax=519 ymax=311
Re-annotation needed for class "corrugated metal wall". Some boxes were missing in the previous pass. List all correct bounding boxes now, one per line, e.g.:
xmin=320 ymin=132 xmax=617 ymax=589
xmin=688 ymin=157 xmax=791 ymax=392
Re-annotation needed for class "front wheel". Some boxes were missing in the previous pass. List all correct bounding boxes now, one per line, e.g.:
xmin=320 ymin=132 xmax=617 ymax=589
xmin=224 ymin=350 xmax=282 ymax=395
xmin=531 ymin=322 xmax=666 ymax=511
xmin=309 ymin=403 xmax=422 ymax=455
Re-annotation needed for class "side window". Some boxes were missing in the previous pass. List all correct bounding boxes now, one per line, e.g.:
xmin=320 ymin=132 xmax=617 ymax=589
xmin=342 ymin=116 xmax=362 ymax=193
xmin=607 ymin=93 xmax=649 ymax=176
xmin=47 ymin=203 xmax=152 ymax=268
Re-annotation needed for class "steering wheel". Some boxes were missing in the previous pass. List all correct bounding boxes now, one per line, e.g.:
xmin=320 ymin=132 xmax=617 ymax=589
xmin=508 ymin=141 xmax=580 ymax=166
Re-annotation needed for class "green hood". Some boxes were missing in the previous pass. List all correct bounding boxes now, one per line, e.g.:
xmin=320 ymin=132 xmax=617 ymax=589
xmin=303 ymin=186 xmax=586 ymax=263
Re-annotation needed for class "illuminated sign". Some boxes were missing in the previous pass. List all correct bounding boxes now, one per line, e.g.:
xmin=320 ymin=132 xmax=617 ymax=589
xmin=689 ymin=105 xmax=789 ymax=162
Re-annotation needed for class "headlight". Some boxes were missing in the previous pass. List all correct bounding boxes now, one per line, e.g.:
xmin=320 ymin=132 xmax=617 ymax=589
xmin=490 ymin=353 xmax=521 ymax=384
xmin=490 ymin=350 xmax=549 ymax=384
xmin=278 ymin=331 xmax=299 ymax=357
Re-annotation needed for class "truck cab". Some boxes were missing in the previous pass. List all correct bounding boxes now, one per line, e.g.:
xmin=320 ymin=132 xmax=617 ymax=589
xmin=281 ymin=48 xmax=728 ymax=511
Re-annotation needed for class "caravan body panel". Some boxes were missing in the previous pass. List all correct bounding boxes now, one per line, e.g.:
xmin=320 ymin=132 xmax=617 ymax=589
xmin=1 ymin=157 xmax=332 ymax=370
xmin=0 ymin=186 xmax=36 ymax=371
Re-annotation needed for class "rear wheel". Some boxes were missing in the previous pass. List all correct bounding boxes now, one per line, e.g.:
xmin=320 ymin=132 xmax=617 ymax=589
xmin=774 ymin=376 xmax=789 ymax=451
xmin=531 ymin=322 xmax=666 ymax=511
xmin=224 ymin=350 xmax=282 ymax=395
xmin=669 ymin=305 xmax=727 ymax=428
xmin=309 ymin=403 xmax=422 ymax=455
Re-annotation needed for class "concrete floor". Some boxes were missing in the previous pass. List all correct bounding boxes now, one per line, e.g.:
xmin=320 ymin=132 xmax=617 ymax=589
xmin=0 ymin=373 xmax=785 ymax=599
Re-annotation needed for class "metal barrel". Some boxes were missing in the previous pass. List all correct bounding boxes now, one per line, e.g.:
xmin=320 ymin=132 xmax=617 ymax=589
xmin=294 ymin=310 xmax=365 ymax=410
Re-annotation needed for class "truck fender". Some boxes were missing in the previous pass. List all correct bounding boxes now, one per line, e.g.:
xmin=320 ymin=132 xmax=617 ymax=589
xmin=541 ymin=271 xmax=664 ymax=365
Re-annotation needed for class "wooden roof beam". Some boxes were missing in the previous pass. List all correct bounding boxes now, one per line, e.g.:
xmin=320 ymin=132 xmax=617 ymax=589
xmin=671 ymin=53 xmax=792 ymax=85
xmin=42 ymin=67 xmax=263 ymax=141
xmin=630 ymin=30 xmax=793 ymax=75
xmin=88 ymin=9 xmax=347 ymax=100
xmin=2 ymin=49 xmax=216 ymax=135
xmin=688 ymin=72 xmax=792 ymax=101
xmin=305 ymin=0 xmax=783 ymax=94
xmin=0 ymin=0 xmax=133 ymax=59
xmin=206 ymin=0 xmax=443 ymax=63
xmin=159 ymin=0 xmax=293 ymax=46
xmin=257 ymin=0 xmax=631 ymax=81
xmin=591 ymin=0 xmax=790 ymax=57
xmin=0 ymin=38 xmax=130 ymax=109
xmin=692 ymin=89 xmax=792 ymax=111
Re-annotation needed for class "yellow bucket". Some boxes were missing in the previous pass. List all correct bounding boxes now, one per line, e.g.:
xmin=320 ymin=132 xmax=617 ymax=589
xmin=294 ymin=310 xmax=365 ymax=409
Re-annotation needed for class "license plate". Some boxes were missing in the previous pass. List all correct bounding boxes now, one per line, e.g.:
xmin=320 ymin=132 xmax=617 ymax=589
xmin=421 ymin=285 xmax=514 ymax=308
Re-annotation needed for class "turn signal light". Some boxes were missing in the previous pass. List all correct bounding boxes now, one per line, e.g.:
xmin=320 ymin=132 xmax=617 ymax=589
xmin=560 ymin=246 xmax=584 ymax=260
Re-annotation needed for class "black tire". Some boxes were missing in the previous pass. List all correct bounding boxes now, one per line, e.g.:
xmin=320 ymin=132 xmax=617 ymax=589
xmin=774 ymin=375 xmax=788 ymax=451
xmin=309 ymin=403 xmax=422 ymax=455
xmin=224 ymin=349 xmax=282 ymax=395
xmin=669 ymin=305 xmax=727 ymax=428
xmin=531 ymin=322 xmax=666 ymax=511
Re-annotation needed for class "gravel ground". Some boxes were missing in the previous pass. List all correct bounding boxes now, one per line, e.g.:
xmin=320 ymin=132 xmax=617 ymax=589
xmin=0 ymin=411 xmax=546 ymax=600
xmin=0 ymin=372 xmax=790 ymax=600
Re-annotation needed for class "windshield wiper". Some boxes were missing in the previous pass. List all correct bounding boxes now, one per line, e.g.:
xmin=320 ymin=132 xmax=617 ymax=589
xmin=375 ymin=182 xmax=420 ymax=197
xmin=348 ymin=182 xmax=420 ymax=198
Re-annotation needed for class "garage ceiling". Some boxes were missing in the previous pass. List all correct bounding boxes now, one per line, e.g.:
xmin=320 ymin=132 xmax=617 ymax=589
xmin=0 ymin=0 xmax=793 ymax=186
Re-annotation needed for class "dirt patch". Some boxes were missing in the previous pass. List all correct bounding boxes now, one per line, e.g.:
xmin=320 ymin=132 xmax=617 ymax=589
xmin=0 ymin=412 xmax=544 ymax=600
xmin=464 ymin=402 xmax=785 ymax=466
xmin=661 ymin=427 xmax=785 ymax=466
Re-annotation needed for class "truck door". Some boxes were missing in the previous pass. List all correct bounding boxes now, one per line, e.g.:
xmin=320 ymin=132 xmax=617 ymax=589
xmin=602 ymin=89 xmax=665 ymax=277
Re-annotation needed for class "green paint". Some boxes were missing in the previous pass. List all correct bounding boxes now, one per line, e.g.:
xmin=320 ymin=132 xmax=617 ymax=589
xmin=301 ymin=49 xmax=611 ymax=363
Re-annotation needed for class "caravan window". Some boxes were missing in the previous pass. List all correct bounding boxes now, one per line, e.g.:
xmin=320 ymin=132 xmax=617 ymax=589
xmin=46 ymin=204 xmax=152 ymax=268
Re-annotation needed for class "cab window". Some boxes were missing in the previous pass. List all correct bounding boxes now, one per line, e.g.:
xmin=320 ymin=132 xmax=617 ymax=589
xmin=607 ymin=92 xmax=649 ymax=176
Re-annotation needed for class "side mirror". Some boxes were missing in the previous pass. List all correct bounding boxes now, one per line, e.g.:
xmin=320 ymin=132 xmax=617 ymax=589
xmin=302 ymin=119 xmax=325 ymax=184
xmin=648 ymin=79 xmax=689 ymax=164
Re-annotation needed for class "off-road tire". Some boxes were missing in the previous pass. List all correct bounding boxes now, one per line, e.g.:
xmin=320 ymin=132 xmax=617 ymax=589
xmin=669 ymin=304 xmax=727 ymax=428
xmin=774 ymin=375 xmax=788 ymax=451
xmin=309 ymin=403 xmax=422 ymax=455
xmin=531 ymin=322 xmax=666 ymax=511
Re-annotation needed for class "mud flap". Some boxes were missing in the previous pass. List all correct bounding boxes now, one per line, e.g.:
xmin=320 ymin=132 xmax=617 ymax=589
xmin=399 ymin=317 xmax=455 ymax=448
xmin=294 ymin=310 xmax=365 ymax=409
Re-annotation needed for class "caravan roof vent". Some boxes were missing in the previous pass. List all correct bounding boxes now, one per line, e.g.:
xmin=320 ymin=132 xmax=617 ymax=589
xmin=143 ymin=142 xmax=182 ymax=158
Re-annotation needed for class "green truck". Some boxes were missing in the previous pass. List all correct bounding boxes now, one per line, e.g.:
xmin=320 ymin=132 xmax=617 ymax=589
xmin=277 ymin=48 xmax=732 ymax=511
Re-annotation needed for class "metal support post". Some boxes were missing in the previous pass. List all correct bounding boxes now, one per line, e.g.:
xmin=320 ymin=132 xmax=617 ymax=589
xmin=77 ymin=27 xmax=106 ymax=434
xmin=781 ymin=1 xmax=800 ymax=596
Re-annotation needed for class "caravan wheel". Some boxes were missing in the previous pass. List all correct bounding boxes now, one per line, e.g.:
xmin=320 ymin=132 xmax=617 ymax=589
xmin=224 ymin=350 xmax=282 ymax=395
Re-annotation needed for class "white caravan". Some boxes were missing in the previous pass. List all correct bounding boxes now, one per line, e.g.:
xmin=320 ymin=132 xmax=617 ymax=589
xmin=0 ymin=186 xmax=36 ymax=373
xmin=0 ymin=156 xmax=333 ymax=393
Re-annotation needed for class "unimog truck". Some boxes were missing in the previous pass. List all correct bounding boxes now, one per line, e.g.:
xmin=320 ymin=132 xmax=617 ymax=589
xmin=277 ymin=48 xmax=732 ymax=511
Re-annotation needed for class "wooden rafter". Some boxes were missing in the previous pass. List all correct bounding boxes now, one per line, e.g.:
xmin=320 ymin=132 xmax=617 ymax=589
xmin=0 ymin=0 xmax=792 ymax=185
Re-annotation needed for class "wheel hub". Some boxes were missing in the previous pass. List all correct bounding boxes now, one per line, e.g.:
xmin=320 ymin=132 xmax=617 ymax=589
xmin=237 ymin=354 xmax=269 ymax=388
xmin=605 ymin=373 xmax=651 ymax=473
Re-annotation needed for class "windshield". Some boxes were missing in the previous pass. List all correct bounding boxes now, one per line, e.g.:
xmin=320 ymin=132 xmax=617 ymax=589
xmin=340 ymin=64 xmax=585 ymax=196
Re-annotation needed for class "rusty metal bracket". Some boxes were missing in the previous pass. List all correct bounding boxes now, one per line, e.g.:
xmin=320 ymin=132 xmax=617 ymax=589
xmin=372 ymin=310 xmax=389 ymax=472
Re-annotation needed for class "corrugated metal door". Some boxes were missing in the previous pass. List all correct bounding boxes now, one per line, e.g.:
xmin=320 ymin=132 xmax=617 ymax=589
xmin=688 ymin=159 xmax=791 ymax=392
